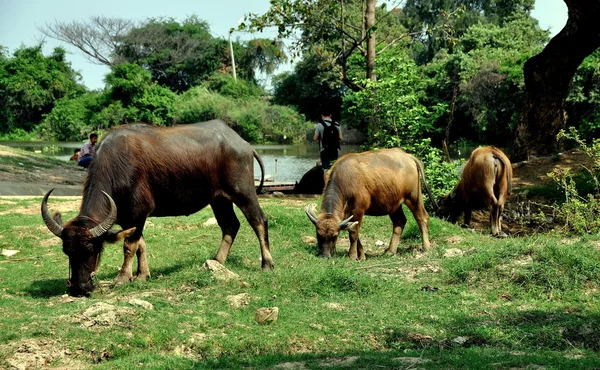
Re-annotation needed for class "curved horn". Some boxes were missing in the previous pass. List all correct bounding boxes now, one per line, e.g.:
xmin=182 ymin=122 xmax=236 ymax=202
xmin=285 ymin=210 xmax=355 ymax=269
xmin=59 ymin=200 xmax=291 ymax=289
xmin=89 ymin=191 xmax=117 ymax=238
xmin=41 ymin=189 xmax=64 ymax=237
xmin=305 ymin=204 xmax=319 ymax=225
xmin=338 ymin=215 xmax=354 ymax=229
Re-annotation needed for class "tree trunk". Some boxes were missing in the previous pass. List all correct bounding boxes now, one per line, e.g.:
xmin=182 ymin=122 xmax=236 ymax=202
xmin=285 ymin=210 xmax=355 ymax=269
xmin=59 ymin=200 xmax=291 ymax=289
xmin=365 ymin=0 xmax=376 ymax=81
xmin=514 ymin=0 xmax=600 ymax=160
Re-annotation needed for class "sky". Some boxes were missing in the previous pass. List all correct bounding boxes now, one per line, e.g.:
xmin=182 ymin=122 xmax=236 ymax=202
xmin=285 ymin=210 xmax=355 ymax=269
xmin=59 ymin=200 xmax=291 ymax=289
xmin=0 ymin=0 xmax=568 ymax=91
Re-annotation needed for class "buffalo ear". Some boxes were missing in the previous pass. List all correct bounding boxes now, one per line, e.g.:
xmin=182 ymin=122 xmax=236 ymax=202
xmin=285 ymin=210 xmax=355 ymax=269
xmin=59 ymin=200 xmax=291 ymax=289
xmin=104 ymin=227 xmax=136 ymax=243
xmin=340 ymin=221 xmax=359 ymax=231
xmin=52 ymin=212 xmax=63 ymax=226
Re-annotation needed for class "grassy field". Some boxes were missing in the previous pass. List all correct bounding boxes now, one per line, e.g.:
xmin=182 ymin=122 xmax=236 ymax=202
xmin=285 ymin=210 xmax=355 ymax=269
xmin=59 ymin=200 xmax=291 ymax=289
xmin=1 ymin=195 xmax=600 ymax=369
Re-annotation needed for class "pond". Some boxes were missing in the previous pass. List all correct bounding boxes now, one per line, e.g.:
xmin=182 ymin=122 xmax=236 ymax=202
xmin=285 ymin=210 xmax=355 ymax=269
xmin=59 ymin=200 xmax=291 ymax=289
xmin=0 ymin=140 xmax=362 ymax=183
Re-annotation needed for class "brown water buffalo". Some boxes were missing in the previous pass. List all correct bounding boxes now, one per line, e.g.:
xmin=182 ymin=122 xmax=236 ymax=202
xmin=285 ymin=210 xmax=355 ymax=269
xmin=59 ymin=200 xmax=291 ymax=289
xmin=305 ymin=148 xmax=437 ymax=259
xmin=41 ymin=120 xmax=274 ymax=297
xmin=437 ymin=146 xmax=512 ymax=237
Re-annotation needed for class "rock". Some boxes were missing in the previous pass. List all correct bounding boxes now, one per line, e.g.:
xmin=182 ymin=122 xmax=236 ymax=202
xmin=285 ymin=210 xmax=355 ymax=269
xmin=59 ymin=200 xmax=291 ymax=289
xmin=227 ymin=293 xmax=251 ymax=309
xmin=375 ymin=240 xmax=385 ymax=246
xmin=1 ymin=249 xmax=20 ymax=257
xmin=271 ymin=191 xmax=285 ymax=197
xmin=203 ymin=260 xmax=240 ymax=283
xmin=128 ymin=298 xmax=154 ymax=310
xmin=203 ymin=217 xmax=218 ymax=227
xmin=322 ymin=302 xmax=344 ymax=311
xmin=452 ymin=336 xmax=470 ymax=345
xmin=255 ymin=307 xmax=279 ymax=325
xmin=444 ymin=248 xmax=464 ymax=257
xmin=301 ymin=236 xmax=317 ymax=245
xmin=393 ymin=357 xmax=432 ymax=365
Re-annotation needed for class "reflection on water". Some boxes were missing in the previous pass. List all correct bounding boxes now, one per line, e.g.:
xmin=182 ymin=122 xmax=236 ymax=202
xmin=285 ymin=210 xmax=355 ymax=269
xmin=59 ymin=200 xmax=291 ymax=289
xmin=0 ymin=141 xmax=83 ymax=162
xmin=254 ymin=144 xmax=361 ymax=182
xmin=0 ymin=140 xmax=362 ymax=183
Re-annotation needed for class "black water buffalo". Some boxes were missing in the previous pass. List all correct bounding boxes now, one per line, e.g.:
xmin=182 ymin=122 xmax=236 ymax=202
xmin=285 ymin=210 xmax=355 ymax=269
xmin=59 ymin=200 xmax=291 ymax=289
xmin=294 ymin=163 xmax=325 ymax=194
xmin=42 ymin=120 xmax=274 ymax=297
xmin=437 ymin=146 xmax=513 ymax=237
xmin=305 ymin=148 xmax=437 ymax=259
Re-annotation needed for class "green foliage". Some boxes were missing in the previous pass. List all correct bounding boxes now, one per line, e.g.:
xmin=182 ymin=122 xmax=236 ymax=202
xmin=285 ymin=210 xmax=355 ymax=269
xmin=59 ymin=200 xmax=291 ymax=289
xmin=37 ymin=93 xmax=101 ymax=141
xmin=272 ymin=53 xmax=344 ymax=121
xmin=567 ymin=50 xmax=600 ymax=137
xmin=549 ymin=127 xmax=600 ymax=234
xmin=104 ymin=63 xmax=177 ymax=126
xmin=344 ymin=50 xmax=446 ymax=153
xmin=174 ymin=87 xmax=313 ymax=143
xmin=113 ymin=16 xmax=286 ymax=92
xmin=0 ymin=45 xmax=85 ymax=134
xmin=202 ymin=74 xmax=264 ymax=99
xmin=422 ymin=14 xmax=548 ymax=144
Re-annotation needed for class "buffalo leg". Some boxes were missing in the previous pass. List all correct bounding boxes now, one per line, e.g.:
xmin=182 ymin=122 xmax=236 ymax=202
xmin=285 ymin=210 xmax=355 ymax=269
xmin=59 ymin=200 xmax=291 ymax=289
xmin=347 ymin=213 xmax=363 ymax=260
xmin=233 ymin=196 xmax=274 ymax=270
xmin=405 ymin=199 xmax=431 ymax=251
xmin=385 ymin=208 xmax=407 ymax=255
xmin=462 ymin=208 xmax=472 ymax=228
xmin=211 ymin=197 xmax=241 ymax=265
xmin=115 ymin=238 xmax=139 ymax=284
xmin=135 ymin=236 xmax=150 ymax=280
xmin=357 ymin=238 xmax=366 ymax=260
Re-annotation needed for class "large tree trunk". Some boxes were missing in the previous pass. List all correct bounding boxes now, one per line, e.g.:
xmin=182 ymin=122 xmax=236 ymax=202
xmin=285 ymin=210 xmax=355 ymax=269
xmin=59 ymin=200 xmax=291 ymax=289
xmin=514 ymin=0 xmax=600 ymax=160
xmin=365 ymin=0 xmax=376 ymax=81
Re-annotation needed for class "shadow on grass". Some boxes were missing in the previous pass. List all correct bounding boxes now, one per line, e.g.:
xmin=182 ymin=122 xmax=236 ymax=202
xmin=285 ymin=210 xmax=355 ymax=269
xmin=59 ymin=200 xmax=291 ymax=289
xmin=382 ymin=308 xmax=600 ymax=353
xmin=187 ymin=347 xmax=600 ymax=370
xmin=26 ymin=278 xmax=68 ymax=298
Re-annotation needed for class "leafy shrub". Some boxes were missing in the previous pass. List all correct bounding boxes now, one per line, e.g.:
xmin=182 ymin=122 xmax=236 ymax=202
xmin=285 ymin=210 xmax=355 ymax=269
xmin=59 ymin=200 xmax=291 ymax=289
xmin=174 ymin=87 xmax=312 ymax=143
xmin=549 ymin=127 xmax=600 ymax=234
xmin=37 ymin=93 xmax=100 ymax=141
xmin=202 ymin=74 xmax=264 ymax=99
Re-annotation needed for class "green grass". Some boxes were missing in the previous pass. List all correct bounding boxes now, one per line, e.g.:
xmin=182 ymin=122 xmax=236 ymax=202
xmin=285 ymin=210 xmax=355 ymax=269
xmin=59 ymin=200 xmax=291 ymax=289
xmin=0 ymin=196 xmax=599 ymax=369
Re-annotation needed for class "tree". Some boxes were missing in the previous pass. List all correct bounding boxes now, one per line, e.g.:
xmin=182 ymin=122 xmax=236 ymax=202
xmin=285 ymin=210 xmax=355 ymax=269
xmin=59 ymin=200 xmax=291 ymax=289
xmin=272 ymin=52 xmax=344 ymax=120
xmin=0 ymin=45 xmax=84 ymax=133
xmin=40 ymin=16 xmax=287 ymax=91
xmin=242 ymin=0 xmax=427 ymax=90
xmin=515 ymin=1 xmax=600 ymax=159
xmin=401 ymin=0 xmax=535 ymax=63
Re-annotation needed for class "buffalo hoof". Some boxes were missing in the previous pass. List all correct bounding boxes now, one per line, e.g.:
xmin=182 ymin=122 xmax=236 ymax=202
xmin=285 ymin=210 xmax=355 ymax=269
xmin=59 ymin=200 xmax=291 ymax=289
xmin=113 ymin=274 xmax=133 ymax=286
xmin=493 ymin=231 xmax=508 ymax=238
xmin=136 ymin=273 xmax=150 ymax=281
xmin=262 ymin=260 xmax=275 ymax=271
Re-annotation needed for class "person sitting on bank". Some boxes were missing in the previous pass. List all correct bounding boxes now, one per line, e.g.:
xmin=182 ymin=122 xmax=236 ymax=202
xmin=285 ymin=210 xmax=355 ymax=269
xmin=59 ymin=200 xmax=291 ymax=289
xmin=69 ymin=149 xmax=81 ymax=161
xmin=313 ymin=109 xmax=342 ymax=170
xmin=77 ymin=133 xmax=98 ymax=169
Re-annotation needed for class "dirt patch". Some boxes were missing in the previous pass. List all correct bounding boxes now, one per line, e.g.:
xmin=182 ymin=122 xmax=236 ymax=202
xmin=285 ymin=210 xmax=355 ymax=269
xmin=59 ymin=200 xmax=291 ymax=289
xmin=0 ymin=145 xmax=85 ymax=187
xmin=2 ymin=338 xmax=85 ymax=370
xmin=511 ymin=150 xmax=593 ymax=188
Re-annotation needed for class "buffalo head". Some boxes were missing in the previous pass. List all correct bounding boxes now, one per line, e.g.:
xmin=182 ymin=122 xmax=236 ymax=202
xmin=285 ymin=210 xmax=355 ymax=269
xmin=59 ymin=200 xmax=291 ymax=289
xmin=305 ymin=204 xmax=357 ymax=258
xmin=41 ymin=189 xmax=135 ymax=297
xmin=436 ymin=188 xmax=461 ymax=223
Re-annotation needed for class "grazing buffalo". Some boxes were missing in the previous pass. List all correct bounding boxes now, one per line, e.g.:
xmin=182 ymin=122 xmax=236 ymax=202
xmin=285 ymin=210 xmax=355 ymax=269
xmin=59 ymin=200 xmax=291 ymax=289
xmin=437 ymin=146 xmax=512 ymax=237
xmin=305 ymin=148 xmax=437 ymax=259
xmin=294 ymin=163 xmax=325 ymax=194
xmin=41 ymin=120 xmax=274 ymax=297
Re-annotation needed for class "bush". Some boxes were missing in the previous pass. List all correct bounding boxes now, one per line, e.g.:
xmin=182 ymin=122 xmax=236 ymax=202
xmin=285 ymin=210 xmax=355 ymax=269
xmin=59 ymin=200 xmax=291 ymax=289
xmin=202 ymin=74 xmax=264 ymax=99
xmin=174 ymin=87 xmax=312 ymax=143
xmin=549 ymin=127 xmax=600 ymax=234
xmin=37 ymin=93 xmax=100 ymax=141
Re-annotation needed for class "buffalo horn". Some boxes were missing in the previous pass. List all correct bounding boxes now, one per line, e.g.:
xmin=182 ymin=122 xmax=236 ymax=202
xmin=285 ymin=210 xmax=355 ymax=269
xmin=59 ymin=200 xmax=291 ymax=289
xmin=41 ymin=189 xmax=64 ymax=237
xmin=305 ymin=204 xmax=318 ymax=225
xmin=89 ymin=191 xmax=118 ymax=238
xmin=338 ymin=215 xmax=354 ymax=229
